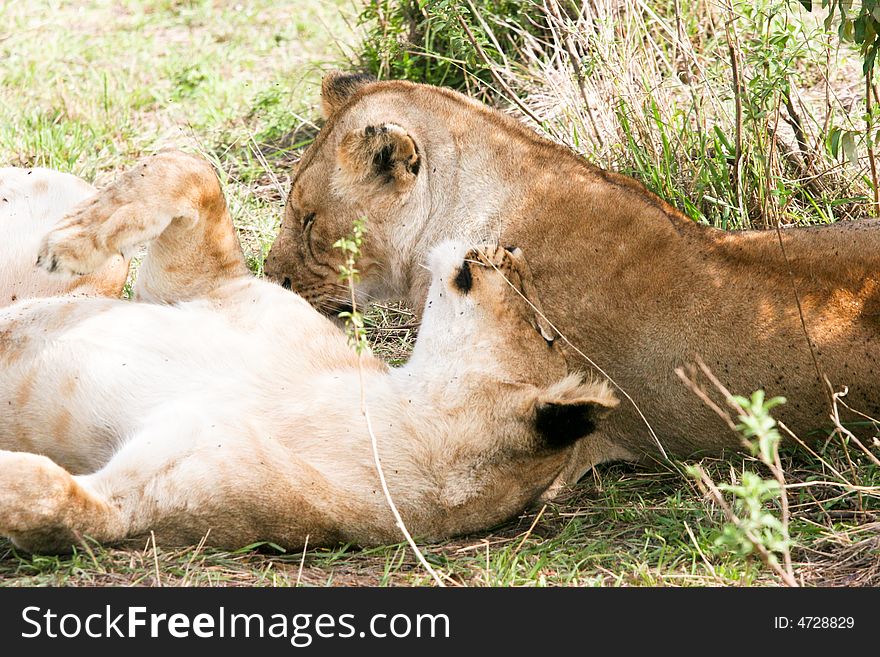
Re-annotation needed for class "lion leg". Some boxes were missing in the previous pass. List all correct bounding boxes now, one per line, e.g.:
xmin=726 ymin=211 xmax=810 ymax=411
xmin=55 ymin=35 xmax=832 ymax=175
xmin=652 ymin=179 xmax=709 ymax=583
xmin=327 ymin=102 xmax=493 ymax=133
xmin=35 ymin=150 xmax=248 ymax=304
xmin=0 ymin=409 xmax=345 ymax=553
xmin=0 ymin=411 xmax=229 ymax=553
xmin=0 ymin=450 xmax=127 ymax=553
xmin=0 ymin=168 xmax=128 ymax=303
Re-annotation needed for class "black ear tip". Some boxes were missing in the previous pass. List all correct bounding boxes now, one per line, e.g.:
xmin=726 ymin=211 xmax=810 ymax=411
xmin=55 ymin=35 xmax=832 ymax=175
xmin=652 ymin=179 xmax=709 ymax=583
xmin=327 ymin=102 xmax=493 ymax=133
xmin=324 ymin=70 xmax=375 ymax=91
xmin=503 ymin=245 xmax=517 ymax=253
xmin=322 ymin=71 xmax=376 ymax=117
xmin=535 ymin=402 xmax=598 ymax=450
xmin=453 ymin=259 xmax=473 ymax=293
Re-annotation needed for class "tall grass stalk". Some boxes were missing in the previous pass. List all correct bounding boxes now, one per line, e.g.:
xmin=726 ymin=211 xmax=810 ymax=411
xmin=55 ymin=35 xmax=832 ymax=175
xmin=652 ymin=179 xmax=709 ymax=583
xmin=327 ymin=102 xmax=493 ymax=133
xmin=335 ymin=220 xmax=446 ymax=587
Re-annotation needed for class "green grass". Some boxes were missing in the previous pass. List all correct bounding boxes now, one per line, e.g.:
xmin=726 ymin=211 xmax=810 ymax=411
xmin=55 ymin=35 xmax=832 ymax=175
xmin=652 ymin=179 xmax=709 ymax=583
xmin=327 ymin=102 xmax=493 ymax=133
xmin=3 ymin=449 xmax=874 ymax=586
xmin=0 ymin=0 xmax=350 ymax=269
xmin=1 ymin=0 xmax=878 ymax=587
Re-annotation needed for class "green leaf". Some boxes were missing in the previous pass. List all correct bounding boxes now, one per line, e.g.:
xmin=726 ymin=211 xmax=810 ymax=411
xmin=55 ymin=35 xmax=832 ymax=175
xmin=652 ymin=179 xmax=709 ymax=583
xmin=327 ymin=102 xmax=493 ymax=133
xmin=829 ymin=127 xmax=842 ymax=159
xmin=855 ymin=14 xmax=866 ymax=43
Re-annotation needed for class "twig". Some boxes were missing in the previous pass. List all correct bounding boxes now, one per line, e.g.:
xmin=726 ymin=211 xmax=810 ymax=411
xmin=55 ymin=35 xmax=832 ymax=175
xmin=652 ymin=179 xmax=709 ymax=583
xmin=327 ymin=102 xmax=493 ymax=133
xmin=784 ymin=480 xmax=880 ymax=493
xmin=763 ymin=83 xmax=784 ymax=227
xmin=513 ymin=505 xmax=547 ymax=555
xmin=465 ymin=0 xmax=511 ymax=71
xmin=760 ymin=18 xmax=834 ymax=414
xmin=822 ymin=30 xmax=832 ymax=146
xmin=248 ymin=131 xmax=286 ymax=201
xmin=684 ymin=521 xmax=718 ymax=579
xmin=771 ymin=194 xmax=834 ymax=413
xmin=181 ymin=529 xmax=210 ymax=587
xmin=833 ymin=392 xmax=880 ymax=427
xmin=454 ymin=12 xmax=549 ymax=131
xmin=74 ymin=532 xmax=105 ymax=574
xmin=829 ymin=387 xmax=880 ymax=467
xmin=867 ymin=67 xmax=880 ymax=211
xmin=543 ymin=0 xmax=605 ymax=149
xmin=678 ymin=357 xmax=796 ymax=584
xmin=724 ymin=0 xmax=745 ymax=224
xmin=674 ymin=365 xmax=738 ymax=433
xmin=150 ymin=531 xmax=162 ymax=588
xmin=777 ymin=420 xmax=850 ymax=483
xmin=358 ymin=364 xmax=445 ymax=586
xmin=295 ymin=534 xmax=309 ymax=587
xmin=774 ymin=449 xmax=793 ymax=577
xmin=343 ymin=254 xmax=445 ymax=587
xmin=783 ymin=83 xmax=814 ymax=176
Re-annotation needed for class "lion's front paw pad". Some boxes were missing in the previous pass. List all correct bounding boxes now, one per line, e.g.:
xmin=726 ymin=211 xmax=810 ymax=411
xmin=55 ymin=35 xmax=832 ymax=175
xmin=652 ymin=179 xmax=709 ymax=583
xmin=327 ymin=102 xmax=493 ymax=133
xmin=36 ymin=216 xmax=115 ymax=277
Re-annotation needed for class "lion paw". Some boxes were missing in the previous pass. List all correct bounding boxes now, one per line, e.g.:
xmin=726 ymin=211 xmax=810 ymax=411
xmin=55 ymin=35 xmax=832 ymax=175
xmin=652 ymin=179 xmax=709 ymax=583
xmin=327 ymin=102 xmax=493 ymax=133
xmin=0 ymin=451 xmax=74 ymax=536
xmin=36 ymin=204 xmax=119 ymax=277
xmin=467 ymin=244 xmax=522 ymax=271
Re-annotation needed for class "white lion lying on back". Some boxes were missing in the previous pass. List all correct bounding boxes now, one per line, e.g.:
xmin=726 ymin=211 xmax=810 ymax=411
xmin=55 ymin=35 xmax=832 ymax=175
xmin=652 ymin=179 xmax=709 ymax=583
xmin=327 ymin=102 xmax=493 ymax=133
xmin=0 ymin=151 xmax=616 ymax=553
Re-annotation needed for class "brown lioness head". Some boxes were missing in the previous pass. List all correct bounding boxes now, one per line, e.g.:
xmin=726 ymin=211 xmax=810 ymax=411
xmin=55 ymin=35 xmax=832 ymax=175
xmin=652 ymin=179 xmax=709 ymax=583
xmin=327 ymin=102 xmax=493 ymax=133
xmin=264 ymin=71 xmax=487 ymax=314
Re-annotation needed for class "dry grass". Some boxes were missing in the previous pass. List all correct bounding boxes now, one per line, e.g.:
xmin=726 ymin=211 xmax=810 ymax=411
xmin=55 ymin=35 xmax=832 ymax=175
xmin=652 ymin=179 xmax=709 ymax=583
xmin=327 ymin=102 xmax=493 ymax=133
xmin=800 ymin=522 xmax=880 ymax=586
xmin=412 ymin=0 xmax=876 ymax=228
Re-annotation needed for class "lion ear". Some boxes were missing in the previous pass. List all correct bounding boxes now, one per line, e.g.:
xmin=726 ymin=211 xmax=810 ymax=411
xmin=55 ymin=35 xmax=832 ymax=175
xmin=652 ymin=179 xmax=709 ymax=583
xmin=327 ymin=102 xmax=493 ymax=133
xmin=338 ymin=123 xmax=421 ymax=190
xmin=321 ymin=70 xmax=375 ymax=119
xmin=533 ymin=376 xmax=618 ymax=450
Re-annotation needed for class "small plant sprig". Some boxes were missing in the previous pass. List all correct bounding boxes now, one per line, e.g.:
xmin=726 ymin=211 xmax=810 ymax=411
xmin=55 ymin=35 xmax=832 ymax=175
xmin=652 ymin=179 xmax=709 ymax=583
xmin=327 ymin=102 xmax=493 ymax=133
xmin=714 ymin=472 xmax=789 ymax=559
xmin=691 ymin=389 xmax=796 ymax=585
xmin=677 ymin=361 xmax=797 ymax=586
xmin=714 ymin=392 xmax=793 ymax=567
xmin=333 ymin=217 xmax=369 ymax=354
xmin=333 ymin=218 xmax=445 ymax=587
xmin=732 ymin=390 xmax=787 ymax=465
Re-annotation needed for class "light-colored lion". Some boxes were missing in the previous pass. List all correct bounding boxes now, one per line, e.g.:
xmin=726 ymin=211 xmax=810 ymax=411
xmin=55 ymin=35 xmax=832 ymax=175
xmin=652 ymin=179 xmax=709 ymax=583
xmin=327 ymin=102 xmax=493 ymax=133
xmin=0 ymin=151 xmax=616 ymax=553
xmin=265 ymin=72 xmax=880 ymax=486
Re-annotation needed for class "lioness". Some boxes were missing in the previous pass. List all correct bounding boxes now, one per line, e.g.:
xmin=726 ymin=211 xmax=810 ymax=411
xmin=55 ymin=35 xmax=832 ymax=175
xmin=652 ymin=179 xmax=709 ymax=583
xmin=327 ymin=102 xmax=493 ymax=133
xmin=264 ymin=72 xmax=880 ymax=486
xmin=0 ymin=151 xmax=616 ymax=553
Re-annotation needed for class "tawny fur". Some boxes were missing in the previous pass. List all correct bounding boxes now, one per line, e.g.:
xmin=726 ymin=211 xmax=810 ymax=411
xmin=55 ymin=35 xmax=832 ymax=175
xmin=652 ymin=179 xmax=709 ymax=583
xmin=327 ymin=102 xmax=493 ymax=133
xmin=0 ymin=151 xmax=616 ymax=553
xmin=0 ymin=167 xmax=128 ymax=304
xmin=264 ymin=72 xmax=880 ymax=488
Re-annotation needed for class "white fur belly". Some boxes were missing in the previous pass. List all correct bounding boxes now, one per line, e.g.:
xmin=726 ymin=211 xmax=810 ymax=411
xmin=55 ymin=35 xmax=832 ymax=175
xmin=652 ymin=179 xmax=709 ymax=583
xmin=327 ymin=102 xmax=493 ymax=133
xmin=0 ymin=296 xmax=268 ymax=472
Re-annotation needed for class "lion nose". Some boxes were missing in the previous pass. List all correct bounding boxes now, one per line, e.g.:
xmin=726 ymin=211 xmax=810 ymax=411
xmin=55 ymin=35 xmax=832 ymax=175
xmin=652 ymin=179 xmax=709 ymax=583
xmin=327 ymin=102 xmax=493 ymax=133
xmin=282 ymin=277 xmax=292 ymax=290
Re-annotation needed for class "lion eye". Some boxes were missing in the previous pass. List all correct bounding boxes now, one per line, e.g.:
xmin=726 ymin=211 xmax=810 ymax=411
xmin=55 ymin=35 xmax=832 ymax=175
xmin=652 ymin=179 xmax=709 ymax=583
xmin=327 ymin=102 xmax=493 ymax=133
xmin=302 ymin=212 xmax=316 ymax=231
